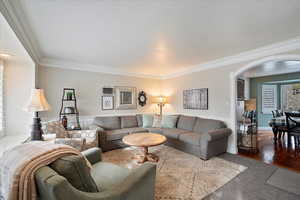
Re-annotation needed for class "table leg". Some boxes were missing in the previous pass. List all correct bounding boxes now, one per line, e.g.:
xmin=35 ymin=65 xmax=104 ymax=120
xmin=137 ymin=146 xmax=159 ymax=163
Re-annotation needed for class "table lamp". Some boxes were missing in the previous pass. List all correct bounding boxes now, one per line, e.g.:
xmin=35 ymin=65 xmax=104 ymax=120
xmin=153 ymin=96 xmax=168 ymax=116
xmin=24 ymin=89 xmax=51 ymax=140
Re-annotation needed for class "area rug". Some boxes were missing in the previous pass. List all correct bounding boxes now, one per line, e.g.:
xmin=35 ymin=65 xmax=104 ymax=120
xmin=267 ymin=168 xmax=300 ymax=196
xmin=103 ymin=145 xmax=247 ymax=200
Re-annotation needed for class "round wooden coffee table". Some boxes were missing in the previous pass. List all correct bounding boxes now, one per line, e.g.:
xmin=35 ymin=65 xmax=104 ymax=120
xmin=122 ymin=133 xmax=167 ymax=163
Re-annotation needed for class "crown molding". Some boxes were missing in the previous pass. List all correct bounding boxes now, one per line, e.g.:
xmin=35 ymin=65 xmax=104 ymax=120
xmin=41 ymin=36 xmax=300 ymax=80
xmin=2 ymin=0 xmax=300 ymax=79
xmin=39 ymin=58 xmax=162 ymax=80
xmin=161 ymin=36 xmax=300 ymax=79
xmin=0 ymin=0 xmax=41 ymax=63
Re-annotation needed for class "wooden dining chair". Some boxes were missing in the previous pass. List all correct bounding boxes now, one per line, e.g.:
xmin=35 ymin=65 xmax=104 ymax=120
xmin=285 ymin=112 xmax=300 ymax=155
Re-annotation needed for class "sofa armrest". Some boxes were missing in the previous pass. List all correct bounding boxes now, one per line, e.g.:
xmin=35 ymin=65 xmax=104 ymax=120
xmin=89 ymin=124 xmax=104 ymax=132
xmin=82 ymin=147 xmax=102 ymax=164
xmin=36 ymin=163 xmax=156 ymax=200
xmin=202 ymin=128 xmax=232 ymax=142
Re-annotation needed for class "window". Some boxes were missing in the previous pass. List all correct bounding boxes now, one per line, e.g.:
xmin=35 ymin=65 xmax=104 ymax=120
xmin=262 ymin=84 xmax=277 ymax=114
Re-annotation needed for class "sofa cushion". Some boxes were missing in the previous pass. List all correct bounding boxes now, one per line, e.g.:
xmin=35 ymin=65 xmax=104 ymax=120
xmin=193 ymin=117 xmax=226 ymax=134
xmin=177 ymin=115 xmax=196 ymax=131
xmin=162 ymin=128 xmax=189 ymax=139
xmin=120 ymin=116 xmax=138 ymax=128
xmin=91 ymin=162 xmax=130 ymax=190
xmin=50 ymin=155 xmax=99 ymax=192
xmin=106 ymin=129 xmax=129 ymax=141
xmin=93 ymin=116 xmax=121 ymax=130
xmin=136 ymin=114 xmax=143 ymax=127
xmin=146 ymin=127 xmax=163 ymax=134
xmin=161 ymin=115 xmax=178 ymax=128
xmin=122 ymin=127 xmax=148 ymax=133
xmin=142 ymin=114 xmax=154 ymax=128
xmin=179 ymin=132 xmax=201 ymax=146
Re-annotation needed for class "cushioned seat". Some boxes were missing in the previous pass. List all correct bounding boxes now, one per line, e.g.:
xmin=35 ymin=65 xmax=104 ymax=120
xmin=91 ymin=162 xmax=130 ymax=190
xmin=106 ymin=129 xmax=129 ymax=141
xmin=123 ymin=127 xmax=148 ymax=133
xmin=179 ymin=132 xmax=201 ymax=146
xmin=146 ymin=127 xmax=163 ymax=134
xmin=162 ymin=128 xmax=189 ymax=139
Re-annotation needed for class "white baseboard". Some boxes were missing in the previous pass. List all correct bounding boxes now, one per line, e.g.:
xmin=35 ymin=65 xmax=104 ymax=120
xmin=258 ymin=127 xmax=272 ymax=131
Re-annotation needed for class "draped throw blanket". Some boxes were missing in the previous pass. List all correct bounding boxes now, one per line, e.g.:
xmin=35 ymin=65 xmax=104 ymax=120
xmin=0 ymin=141 xmax=91 ymax=200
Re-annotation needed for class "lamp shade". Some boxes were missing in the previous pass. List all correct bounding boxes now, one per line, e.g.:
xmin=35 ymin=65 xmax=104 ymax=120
xmin=152 ymin=96 xmax=168 ymax=104
xmin=24 ymin=89 xmax=51 ymax=112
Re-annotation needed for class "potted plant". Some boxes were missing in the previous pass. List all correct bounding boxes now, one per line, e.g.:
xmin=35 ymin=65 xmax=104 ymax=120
xmin=66 ymin=91 xmax=73 ymax=100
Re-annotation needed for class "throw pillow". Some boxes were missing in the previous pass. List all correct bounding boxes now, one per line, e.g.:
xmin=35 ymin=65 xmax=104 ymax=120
xmin=161 ymin=115 xmax=178 ymax=128
xmin=142 ymin=114 xmax=154 ymax=128
xmin=152 ymin=115 xmax=162 ymax=128
xmin=50 ymin=155 xmax=99 ymax=192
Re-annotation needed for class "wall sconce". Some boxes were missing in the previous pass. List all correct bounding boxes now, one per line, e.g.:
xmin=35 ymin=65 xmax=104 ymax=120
xmin=152 ymin=96 xmax=168 ymax=116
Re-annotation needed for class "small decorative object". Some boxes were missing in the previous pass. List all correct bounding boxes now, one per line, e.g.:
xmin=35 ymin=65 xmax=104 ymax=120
xmin=64 ymin=106 xmax=75 ymax=114
xmin=66 ymin=91 xmax=73 ymax=100
xmin=102 ymin=96 xmax=114 ymax=110
xmin=115 ymin=86 xmax=137 ymax=110
xmin=23 ymin=89 xmax=51 ymax=140
xmin=152 ymin=96 xmax=168 ymax=116
xmin=61 ymin=115 xmax=68 ymax=129
xmin=138 ymin=91 xmax=147 ymax=107
xmin=183 ymin=88 xmax=208 ymax=110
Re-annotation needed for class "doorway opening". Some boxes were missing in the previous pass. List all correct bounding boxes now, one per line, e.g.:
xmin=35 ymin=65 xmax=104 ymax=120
xmin=231 ymin=55 xmax=300 ymax=172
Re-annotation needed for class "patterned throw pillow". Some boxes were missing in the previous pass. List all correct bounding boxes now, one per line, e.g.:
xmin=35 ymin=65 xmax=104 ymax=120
xmin=152 ymin=115 xmax=162 ymax=128
xmin=44 ymin=121 xmax=67 ymax=138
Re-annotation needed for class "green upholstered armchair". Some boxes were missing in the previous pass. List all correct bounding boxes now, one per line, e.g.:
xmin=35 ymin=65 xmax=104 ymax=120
xmin=35 ymin=147 xmax=156 ymax=200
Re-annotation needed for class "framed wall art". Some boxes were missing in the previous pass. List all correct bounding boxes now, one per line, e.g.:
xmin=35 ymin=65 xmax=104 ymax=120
xmin=115 ymin=86 xmax=137 ymax=110
xmin=102 ymin=96 xmax=114 ymax=110
xmin=183 ymin=88 xmax=208 ymax=110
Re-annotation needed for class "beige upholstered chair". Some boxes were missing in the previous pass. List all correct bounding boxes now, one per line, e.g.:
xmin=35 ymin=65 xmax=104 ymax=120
xmin=43 ymin=121 xmax=98 ymax=151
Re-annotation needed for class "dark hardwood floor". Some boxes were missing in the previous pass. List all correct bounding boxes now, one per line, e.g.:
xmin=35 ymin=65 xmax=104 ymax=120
xmin=239 ymin=131 xmax=300 ymax=172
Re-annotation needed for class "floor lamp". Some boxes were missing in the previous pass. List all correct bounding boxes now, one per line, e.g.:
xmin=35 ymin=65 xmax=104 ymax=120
xmin=24 ymin=89 xmax=51 ymax=140
xmin=153 ymin=96 xmax=167 ymax=116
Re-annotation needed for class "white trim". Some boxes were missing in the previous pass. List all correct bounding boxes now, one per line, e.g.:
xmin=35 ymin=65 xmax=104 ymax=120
xmin=2 ymin=0 xmax=300 ymax=79
xmin=39 ymin=58 xmax=162 ymax=80
xmin=230 ymin=54 xmax=300 ymax=154
xmin=0 ymin=0 xmax=41 ymax=63
xmin=258 ymin=127 xmax=272 ymax=131
xmin=40 ymin=37 xmax=300 ymax=80
xmin=162 ymin=37 xmax=300 ymax=79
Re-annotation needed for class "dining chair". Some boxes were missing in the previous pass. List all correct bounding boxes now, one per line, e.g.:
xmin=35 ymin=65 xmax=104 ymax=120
xmin=285 ymin=112 xmax=300 ymax=156
xmin=272 ymin=110 xmax=286 ymax=140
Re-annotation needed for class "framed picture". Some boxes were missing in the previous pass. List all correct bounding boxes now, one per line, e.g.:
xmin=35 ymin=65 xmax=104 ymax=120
xmin=183 ymin=88 xmax=208 ymax=110
xmin=115 ymin=86 xmax=137 ymax=110
xmin=102 ymin=96 xmax=114 ymax=110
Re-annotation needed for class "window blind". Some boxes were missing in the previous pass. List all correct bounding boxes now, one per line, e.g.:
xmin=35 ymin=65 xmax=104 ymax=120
xmin=262 ymin=84 xmax=277 ymax=114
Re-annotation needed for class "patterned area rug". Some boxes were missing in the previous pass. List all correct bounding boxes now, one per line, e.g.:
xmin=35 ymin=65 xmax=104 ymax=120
xmin=103 ymin=145 xmax=247 ymax=200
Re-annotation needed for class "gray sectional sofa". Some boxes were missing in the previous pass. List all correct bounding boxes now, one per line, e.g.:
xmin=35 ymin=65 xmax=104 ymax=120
xmin=90 ymin=114 xmax=232 ymax=160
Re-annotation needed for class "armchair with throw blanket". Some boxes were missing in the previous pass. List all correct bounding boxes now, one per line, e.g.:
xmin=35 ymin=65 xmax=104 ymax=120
xmin=35 ymin=147 xmax=157 ymax=200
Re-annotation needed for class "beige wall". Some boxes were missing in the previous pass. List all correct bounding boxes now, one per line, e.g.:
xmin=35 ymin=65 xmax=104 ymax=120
xmin=38 ymin=66 xmax=162 ymax=120
xmin=38 ymin=50 xmax=300 ymax=154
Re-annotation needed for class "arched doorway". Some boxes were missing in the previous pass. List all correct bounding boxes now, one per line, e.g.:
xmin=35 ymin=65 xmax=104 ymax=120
xmin=229 ymin=54 xmax=300 ymax=154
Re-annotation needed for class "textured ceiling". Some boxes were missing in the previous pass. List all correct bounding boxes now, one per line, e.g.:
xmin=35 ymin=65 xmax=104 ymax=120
xmin=13 ymin=0 xmax=300 ymax=76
